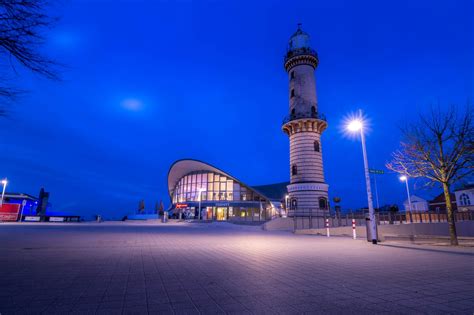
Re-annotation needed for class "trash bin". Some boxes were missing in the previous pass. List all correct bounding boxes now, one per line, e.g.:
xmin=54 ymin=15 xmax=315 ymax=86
xmin=365 ymin=213 xmax=378 ymax=243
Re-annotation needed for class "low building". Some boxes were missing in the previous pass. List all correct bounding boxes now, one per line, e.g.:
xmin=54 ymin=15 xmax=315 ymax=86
xmin=1 ymin=192 xmax=80 ymax=222
xmin=2 ymin=193 xmax=39 ymax=215
xmin=167 ymin=159 xmax=287 ymax=221
xmin=403 ymin=195 xmax=429 ymax=212
xmin=454 ymin=183 xmax=474 ymax=212
xmin=428 ymin=192 xmax=457 ymax=213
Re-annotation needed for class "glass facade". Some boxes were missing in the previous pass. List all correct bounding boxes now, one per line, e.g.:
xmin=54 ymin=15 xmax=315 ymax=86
xmin=171 ymin=171 xmax=276 ymax=221
xmin=172 ymin=171 xmax=266 ymax=204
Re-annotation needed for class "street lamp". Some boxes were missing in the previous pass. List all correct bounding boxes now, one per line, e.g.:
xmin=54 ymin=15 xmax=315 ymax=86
xmin=399 ymin=176 xmax=412 ymax=212
xmin=0 ymin=178 xmax=7 ymax=206
xmin=346 ymin=113 xmax=377 ymax=244
xmin=284 ymin=194 xmax=289 ymax=218
xmin=198 ymin=188 xmax=205 ymax=220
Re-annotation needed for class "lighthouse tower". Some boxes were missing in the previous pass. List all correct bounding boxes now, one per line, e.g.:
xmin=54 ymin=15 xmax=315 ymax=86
xmin=282 ymin=25 xmax=329 ymax=216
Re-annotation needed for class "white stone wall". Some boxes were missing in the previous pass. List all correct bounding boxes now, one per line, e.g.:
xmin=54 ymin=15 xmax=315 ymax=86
xmin=289 ymin=131 xmax=324 ymax=183
xmin=289 ymin=64 xmax=318 ymax=114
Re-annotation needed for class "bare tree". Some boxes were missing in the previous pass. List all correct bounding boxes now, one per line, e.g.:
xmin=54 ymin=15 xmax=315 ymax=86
xmin=386 ymin=105 xmax=473 ymax=245
xmin=0 ymin=0 xmax=58 ymax=112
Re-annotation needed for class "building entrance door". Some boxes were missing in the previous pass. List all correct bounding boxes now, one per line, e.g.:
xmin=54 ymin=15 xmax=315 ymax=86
xmin=216 ymin=207 xmax=227 ymax=221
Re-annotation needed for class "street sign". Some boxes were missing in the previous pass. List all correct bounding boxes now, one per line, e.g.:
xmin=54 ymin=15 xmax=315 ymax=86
xmin=369 ymin=169 xmax=384 ymax=175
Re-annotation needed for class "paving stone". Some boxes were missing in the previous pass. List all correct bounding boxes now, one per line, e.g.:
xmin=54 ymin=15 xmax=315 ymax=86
xmin=0 ymin=222 xmax=472 ymax=314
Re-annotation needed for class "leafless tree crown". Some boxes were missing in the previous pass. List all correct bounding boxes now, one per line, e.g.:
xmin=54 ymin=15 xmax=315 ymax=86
xmin=386 ymin=105 xmax=474 ymax=186
xmin=0 ymin=0 xmax=58 ymax=109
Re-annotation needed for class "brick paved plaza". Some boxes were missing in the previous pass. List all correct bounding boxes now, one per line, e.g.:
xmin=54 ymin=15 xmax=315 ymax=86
xmin=0 ymin=222 xmax=473 ymax=314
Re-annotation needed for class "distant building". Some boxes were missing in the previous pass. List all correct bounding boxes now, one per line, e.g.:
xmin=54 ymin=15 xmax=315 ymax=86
xmin=168 ymin=159 xmax=287 ymax=221
xmin=2 ymin=193 xmax=41 ymax=216
xmin=403 ymin=195 xmax=429 ymax=212
xmin=454 ymin=183 xmax=474 ymax=212
xmin=429 ymin=192 xmax=457 ymax=213
xmin=1 ymin=192 xmax=80 ymax=222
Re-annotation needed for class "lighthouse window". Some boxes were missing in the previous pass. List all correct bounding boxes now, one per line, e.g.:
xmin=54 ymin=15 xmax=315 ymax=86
xmin=319 ymin=198 xmax=328 ymax=209
xmin=291 ymin=198 xmax=297 ymax=210
xmin=292 ymin=164 xmax=298 ymax=175
xmin=314 ymin=141 xmax=320 ymax=152
xmin=290 ymin=89 xmax=295 ymax=98
xmin=290 ymin=71 xmax=295 ymax=79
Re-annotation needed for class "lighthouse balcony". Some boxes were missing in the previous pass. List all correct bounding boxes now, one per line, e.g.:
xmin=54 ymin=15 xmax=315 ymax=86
xmin=282 ymin=111 xmax=326 ymax=125
xmin=284 ymin=47 xmax=318 ymax=63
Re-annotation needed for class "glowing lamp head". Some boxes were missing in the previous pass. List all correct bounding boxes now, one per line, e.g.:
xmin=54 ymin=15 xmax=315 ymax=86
xmin=1 ymin=179 xmax=7 ymax=185
xmin=399 ymin=175 xmax=407 ymax=181
xmin=347 ymin=120 xmax=363 ymax=132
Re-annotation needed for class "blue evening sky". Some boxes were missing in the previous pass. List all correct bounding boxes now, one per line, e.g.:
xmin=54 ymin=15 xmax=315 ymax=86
xmin=1 ymin=0 xmax=472 ymax=219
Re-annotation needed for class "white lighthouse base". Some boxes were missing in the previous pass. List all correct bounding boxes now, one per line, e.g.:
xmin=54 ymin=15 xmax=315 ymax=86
xmin=287 ymin=183 xmax=329 ymax=217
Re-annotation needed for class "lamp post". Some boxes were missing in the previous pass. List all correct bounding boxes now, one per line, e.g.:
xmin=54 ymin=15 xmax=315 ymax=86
xmin=0 ymin=178 xmax=7 ymax=206
xmin=399 ymin=176 xmax=412 ymax=212
xmin=198 ymin=188 xmax=205 ymax=220
xmin=347 ymin=113 xmax=377 ymax=244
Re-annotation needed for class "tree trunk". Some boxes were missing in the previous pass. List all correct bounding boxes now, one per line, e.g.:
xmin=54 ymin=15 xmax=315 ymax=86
xmin=443 ymin=182 xmax=458 ymax=246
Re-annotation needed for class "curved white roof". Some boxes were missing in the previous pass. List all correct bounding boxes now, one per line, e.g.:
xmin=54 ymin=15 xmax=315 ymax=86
xmin=167 ymin=159 xmax=278 ymax=202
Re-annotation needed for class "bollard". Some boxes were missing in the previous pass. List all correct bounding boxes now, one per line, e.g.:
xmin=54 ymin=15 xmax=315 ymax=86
xmin=352 ymin=219 xmax=356 ymax=239
xmin=325 ymin=218 xmax=330 ymax=237
xmin=162 ymin=212 xmax=168 ymax=223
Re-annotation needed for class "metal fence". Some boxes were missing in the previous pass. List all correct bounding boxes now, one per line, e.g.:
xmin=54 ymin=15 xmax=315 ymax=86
xmin=290 ymin=209 xmax=474 ymax=230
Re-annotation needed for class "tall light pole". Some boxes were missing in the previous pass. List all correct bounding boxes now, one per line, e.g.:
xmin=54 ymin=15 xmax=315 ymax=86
xmin=347 ymin=113 xmax=377 ymax=244
xmin=198 ymin=188 xmax=205 ymax=220
xmin=373 ymin=174 xmax=380 ymax=210
xmin=0 ymin=178 xmax=7 ymax=206
xmin=400 ymin=176 xmax=412 ymax=212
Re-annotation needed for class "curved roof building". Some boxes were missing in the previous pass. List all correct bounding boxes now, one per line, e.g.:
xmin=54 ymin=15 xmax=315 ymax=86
xmin=167 ymin=159 xmax=287 ymax=221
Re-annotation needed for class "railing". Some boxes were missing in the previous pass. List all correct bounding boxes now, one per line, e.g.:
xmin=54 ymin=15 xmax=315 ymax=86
xmin=284 ymin=47 xmax=318 ymax=63
xmin=290 ymin=210 xmax=474 ymax=230
xmin=282 ymin=111 xmax=327 ymax=125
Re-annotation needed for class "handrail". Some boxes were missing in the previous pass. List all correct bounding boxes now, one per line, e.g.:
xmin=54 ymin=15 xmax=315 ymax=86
xmin=284 ymin=47 xmax=318 ymax=62
xmin=282 ymin=111 xmax=327 ymax=125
